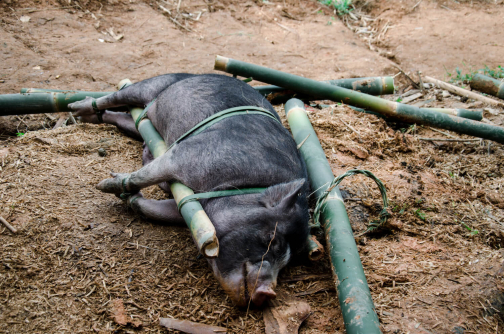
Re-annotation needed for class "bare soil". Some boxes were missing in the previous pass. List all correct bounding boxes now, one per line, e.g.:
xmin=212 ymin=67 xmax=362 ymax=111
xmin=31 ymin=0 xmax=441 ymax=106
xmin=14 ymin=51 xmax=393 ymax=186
xmin=1 ymin=1 xmax=504 ymax=333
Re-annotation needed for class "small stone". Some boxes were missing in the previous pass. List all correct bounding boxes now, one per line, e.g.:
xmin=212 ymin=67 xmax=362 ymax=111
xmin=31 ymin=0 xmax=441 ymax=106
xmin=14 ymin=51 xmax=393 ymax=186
xmin=442 ymin=90 xmax=451 ymax=98
xmin=98 ymin=148 xmax=107 ymax=157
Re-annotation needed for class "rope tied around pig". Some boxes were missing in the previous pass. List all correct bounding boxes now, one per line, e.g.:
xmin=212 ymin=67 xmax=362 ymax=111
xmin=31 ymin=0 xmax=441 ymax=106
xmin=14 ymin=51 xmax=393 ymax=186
xmin=91 ymin=99 xmax=105 ymax=123
xmin=120 ymin=105 xmax=283 ymax=205
xmin=312 ymin=169 xmax=391 ymax=235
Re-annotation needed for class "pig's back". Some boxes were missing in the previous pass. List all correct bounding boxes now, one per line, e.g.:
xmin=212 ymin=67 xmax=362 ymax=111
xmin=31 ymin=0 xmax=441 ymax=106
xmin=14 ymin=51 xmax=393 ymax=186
xmin=150 ymin=74 xmax=279 ymax=145
xmin=149 ymin=74 xmax=305 ymax=190
xmin=173 ymin=114 xmax=306 ymax=191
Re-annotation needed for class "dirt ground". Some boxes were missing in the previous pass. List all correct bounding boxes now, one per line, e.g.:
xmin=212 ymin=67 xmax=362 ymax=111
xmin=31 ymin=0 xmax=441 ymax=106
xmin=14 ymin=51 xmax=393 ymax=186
xmin=1 ymin=0 xmax=504 ymax=333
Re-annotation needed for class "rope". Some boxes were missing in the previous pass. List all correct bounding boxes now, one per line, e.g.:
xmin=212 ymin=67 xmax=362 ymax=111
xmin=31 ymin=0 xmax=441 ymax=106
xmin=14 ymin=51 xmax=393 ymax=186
xmin=92 ymin=99 xmax=104 ymax=123
xmin=177 ymin=187 xmax=267 ymax=211
xmin=135 ymin=99 xmax=157 ymax=130
xmin=312 ymin=169 xmax=390 ymax=234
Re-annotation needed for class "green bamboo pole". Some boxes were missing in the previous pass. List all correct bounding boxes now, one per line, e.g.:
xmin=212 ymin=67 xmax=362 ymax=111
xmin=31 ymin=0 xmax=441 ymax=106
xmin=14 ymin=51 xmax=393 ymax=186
xmin=20 ymin=88 xmax=114 ymax=94
xmin=285 ymin=98 xmax=381 ymax=334
xmin=214 ymin=56 xmax=504 ymax=144
xmin=0 ymin=92 xmax=109 ymax=116
xmin=255 ymin=77 xmax=394 ymax=103
xmin=22 ymin=77 xmax=394 ymax=102
xmin=470 ymin=74 xmax=504 ymax=100
xmin=118 ymin=79 xmax=219 ymax=258
xmin=426 ymin=108 xmax=483 ymax=121
xmin=347 ymin=106 xmax=483 ymax=122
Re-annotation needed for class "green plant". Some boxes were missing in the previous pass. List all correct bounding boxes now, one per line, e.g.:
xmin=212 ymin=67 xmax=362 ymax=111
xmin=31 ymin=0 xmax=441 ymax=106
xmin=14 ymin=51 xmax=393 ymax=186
xmin=445 ymin=64 xmax=504 ymax=83
xmin=482 ymin=65 xmax=504 ymax=79
xmin=319 ymin=0 xmax=353 ymax=16
xmin=458 ymin=220 xmax=479 ymax=236
xmin=398 ymin=203 xmax=409 ymax=215
xmin=413 ymin=209 xmax=426 ymax=221
xmin=396 ymin=97 xmax=403 ymax=103
xmin=16 ymin=132 xmax=25 ymax=136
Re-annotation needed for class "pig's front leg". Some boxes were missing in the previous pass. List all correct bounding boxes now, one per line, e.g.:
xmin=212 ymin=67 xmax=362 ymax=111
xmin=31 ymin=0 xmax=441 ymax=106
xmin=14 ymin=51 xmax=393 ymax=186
xmin=97 ymin=150 xmax=178 ymax=195
xmin=127 ymin=193 xmax=184 ymax=224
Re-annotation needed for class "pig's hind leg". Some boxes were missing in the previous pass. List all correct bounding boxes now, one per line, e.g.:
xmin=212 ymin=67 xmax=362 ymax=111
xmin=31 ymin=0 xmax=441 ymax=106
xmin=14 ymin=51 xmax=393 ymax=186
xmin=128 ymin=194 xmax=184 ymax=224
xmin=96 ymin=149 xmax=179 ymax=195
xmin=142 ymin=144 xmax=171 ymax=193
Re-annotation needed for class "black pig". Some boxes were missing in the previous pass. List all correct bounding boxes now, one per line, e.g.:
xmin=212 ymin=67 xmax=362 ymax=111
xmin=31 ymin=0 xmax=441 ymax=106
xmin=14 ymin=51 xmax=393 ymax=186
xmin=69 ymin=74 xmax=309 ymax=307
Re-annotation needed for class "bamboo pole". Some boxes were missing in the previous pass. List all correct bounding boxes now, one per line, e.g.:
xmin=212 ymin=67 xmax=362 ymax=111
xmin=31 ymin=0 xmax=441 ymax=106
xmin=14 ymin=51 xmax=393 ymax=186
xmin=255 ymin=77 xmax=394 ymax=104
xmin=0 ymin=92 xmax=109 ymax=116
xmin=285 ymin=98 xmax=381 ymax=334
xmin=470 ymin=74 xmax=504 ymax=100
xmin=214 ymin=56 xmax=504 ymax=144
xmin=20 ymin=88 xmax=113 ymax=94
xmin=424 ymin=76 xmax=504 ymax=107
xmin=118 ymin=79 xmax=219 ymax=258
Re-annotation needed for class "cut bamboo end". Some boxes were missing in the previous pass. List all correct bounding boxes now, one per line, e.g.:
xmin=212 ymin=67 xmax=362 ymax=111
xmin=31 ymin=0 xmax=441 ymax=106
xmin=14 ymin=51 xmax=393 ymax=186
xmin=214 ymin=55 xmax=229 ymax=72
xmin=117 ymin=79 xmax=132 ymax=90
xmin=307 ymin=235 xmax=324 ymax=261
xmin=470 ymin=73 xmax=504 ymax=100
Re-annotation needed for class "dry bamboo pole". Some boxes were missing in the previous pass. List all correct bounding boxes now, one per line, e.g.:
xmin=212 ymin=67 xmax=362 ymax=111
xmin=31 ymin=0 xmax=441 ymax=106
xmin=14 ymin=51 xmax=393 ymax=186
xmin=424 ymin=76 xmax=504 ymax=107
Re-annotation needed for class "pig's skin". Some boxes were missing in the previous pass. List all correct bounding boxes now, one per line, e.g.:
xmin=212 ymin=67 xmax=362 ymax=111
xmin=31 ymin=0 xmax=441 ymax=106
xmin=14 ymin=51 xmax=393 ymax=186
xmin=69 ymin=74 xmax=310 ymax=307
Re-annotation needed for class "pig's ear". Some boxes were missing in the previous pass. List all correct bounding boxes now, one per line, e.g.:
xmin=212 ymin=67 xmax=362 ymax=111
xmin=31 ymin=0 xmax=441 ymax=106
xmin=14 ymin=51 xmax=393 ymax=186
xmin=260 ymin=179 xmax=305 ymax=210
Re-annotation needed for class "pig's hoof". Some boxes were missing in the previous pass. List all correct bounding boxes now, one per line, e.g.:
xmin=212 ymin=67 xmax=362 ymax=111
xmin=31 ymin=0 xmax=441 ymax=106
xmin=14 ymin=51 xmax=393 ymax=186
xmin=96 ymin=172 xmax=130 ymax=194
xmin=68 ymin=96 xmax=94 ymax=116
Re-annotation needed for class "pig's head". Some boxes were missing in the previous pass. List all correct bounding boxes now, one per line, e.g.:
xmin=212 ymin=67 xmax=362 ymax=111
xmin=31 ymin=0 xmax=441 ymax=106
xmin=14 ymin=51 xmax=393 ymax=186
xmin=206 ymin=179 xmax=309 ymax=307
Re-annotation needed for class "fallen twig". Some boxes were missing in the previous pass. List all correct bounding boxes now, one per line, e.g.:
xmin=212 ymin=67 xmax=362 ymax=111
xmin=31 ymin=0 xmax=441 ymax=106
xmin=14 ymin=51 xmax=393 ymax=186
xmin=53 ymin=114 xmax=67 ymax=129
xmin=279 ymin=274 xmax=331 ymax=283
xmin=169 ymin=17 xmax=192 ymax=32
xmin=417 ymin=71 xmax=426 ymax=94
xmin=402 ymin=92 xmax=423 ymax=104
xmin=429 ymin=127 xmax=458 ymax=139
xmin=411 ymin=0 xmax=423 ymax=11
xmin=159 ymin=317 xmax=227 ymax=333
xmin=424 ymin=76 xmax=504 ymax=107
xmin=127 ymin=242 xmax=169 ymax=252
xmin=294 ymin=285 xmax=335 ymax=297
xmin=0 ymin=215 xmax=17 ymax=234
xmin=67 ymin=112 xmax=76 ymax=125
xmin=393 ymin=65 xmax=419 ymax=89
xmin=418 ymin=137 xmax=480 ymax=142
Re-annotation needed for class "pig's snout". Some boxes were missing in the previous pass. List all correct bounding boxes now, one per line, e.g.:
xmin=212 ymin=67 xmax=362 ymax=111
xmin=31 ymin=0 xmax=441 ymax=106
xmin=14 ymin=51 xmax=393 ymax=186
xmin=208 ymin=259 xmax=278 ymax=307
xmin=251 ymin=284 xmax=277 ymax=306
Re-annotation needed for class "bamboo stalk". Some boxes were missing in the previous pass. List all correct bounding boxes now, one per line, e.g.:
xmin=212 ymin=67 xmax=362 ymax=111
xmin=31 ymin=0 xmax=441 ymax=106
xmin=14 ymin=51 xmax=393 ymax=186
xmin=0 ymin=215 xmax=17 ymax=234
xmin=0 ymin=91 xmax=109 ymax=116
xmin=470 ymin=74 xmax=504 ymax=100
xmin=119 ymin=79 xmax=219 ymax=258
xmin=255 ymin=77 xmax=394 ymax=104
xmin=284 ymin=98 xmax=381 ymax=334
xmin=349 ymin=105 xmax=483 ymax=121
xmin=424 ymin=76 xmax=504 ymax=107
xmin=214 ymin=56 xmax=504 ymax=144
